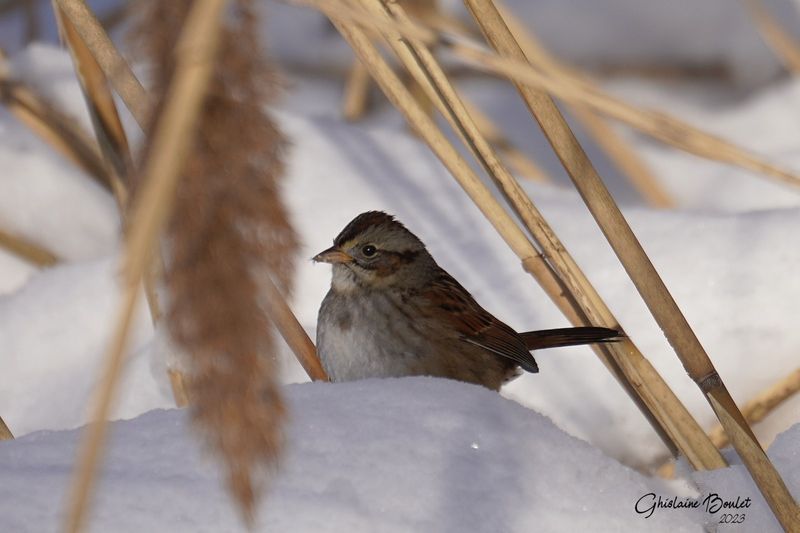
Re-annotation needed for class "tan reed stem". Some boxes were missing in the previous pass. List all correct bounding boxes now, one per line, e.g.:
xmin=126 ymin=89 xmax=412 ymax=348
xmin=449 ymin=41 xmax=800 ymax=190
xmin=54 ymin=1 xmax=130 ymax=206
xmin=709 ymin=368 xmax=800 ymax=449
xmin=263 ymin=275 xmax=328 ymax=381
xmin=407 ymin=2 xmax=549 ymax=181
xmin=168 ymin=369 xmax=190 ymax=407
xmin=495 ymin=0 xmax=673 ymax=207
xmin=62 ymin=1 xmax=229 ymax=531
xmin=360 ymin=0 xmax=723 ymax=468
xmin=343 ymin=58 xmax=371 ymax=120
xmin=463 ymin=1 xmax=799 ymax=528
xmin=745 ymin=0 xmax=800 ymax=74
xmin=53 ymin=0 xmax=151 ymax=129
xmin=0 ymin=415 xmax=13 ymax=440
xmin=460 ymin=96 xmax=550 ymax=182
xmin=63 ymin=281 xmax=140 ymax=533
xmin=0 ymin=77 xmax=110 ymax=191
xmin=0 ymin=227 xmax=59 ymax=267
xmin=424 ymin=9 xmax=567 ymax=184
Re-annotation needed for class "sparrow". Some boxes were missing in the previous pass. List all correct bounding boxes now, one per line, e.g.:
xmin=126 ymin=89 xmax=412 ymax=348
xmin=314 ymin=211 xmax=620 ymax=390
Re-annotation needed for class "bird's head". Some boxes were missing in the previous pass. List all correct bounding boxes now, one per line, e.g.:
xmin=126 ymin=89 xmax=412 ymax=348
xmin=313 ymin=211 xmax=434 ymax=291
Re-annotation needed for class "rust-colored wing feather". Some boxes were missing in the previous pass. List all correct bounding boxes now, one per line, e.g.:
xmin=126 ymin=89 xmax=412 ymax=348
xmin=418 ymin=268 xmax=539 ymax=373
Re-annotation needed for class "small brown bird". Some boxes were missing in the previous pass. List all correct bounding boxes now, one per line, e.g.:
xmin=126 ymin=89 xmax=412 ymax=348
xmin=314 ymin=211 xmax=620 ymax=390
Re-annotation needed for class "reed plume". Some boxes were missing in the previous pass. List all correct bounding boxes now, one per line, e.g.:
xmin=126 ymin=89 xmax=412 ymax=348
xmin=132 ymin=0 xmax=297 ymax=522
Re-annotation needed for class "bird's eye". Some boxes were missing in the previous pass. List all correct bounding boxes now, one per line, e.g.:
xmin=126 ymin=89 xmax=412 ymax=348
xmin=362 ymin=244 xmax=377 ymax=257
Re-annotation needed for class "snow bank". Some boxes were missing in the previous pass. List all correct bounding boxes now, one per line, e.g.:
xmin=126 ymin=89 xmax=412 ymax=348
xmin=0 ymin=255 xmax=169 ymax=436
xmin=0 ymin=378 xmax=702 ymax=533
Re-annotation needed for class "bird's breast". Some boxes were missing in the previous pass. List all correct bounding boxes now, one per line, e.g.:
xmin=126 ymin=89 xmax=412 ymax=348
xmin=316 ymin=288 xmax=432 ymax=381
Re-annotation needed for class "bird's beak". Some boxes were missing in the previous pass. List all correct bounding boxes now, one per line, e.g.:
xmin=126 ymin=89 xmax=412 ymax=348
xmin=313 ymin=246 xmax=353 ymax=264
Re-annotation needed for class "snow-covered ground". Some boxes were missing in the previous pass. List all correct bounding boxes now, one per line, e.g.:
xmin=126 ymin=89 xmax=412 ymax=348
xmin=1 ymin=1 xmax=800 ymax=531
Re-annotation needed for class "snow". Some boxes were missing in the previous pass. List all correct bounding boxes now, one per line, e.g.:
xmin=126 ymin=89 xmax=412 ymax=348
xmin=693 ymin=424 xmax=800 ymax=532
xmin=1 ymin=0 xmax=800 ymax=530
xmin=0 ymin=378 xmax=702 ymax=533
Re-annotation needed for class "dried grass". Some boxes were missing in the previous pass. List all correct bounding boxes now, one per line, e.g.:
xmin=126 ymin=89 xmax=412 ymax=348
xmin=0 ymin=75 xmax=110 ymax=191
xmin=0 ymin=415 xmax=13 ymax=440
xmin=133 ymin=0 xmax=298 ymax=522
xmin=494 ymin=1 xmax=672 ymax=207
xmin=53 ymin=0 xmax=131 ymax=206
xmin=54 ymin=0 xmax=152 ymax=129
xmin=0 ymin=227 xmax=59 ymax=267
xmin=745 ymin=0 xmax=800 ymax=74
xmin=709 ymin=368 xmax=800 ymax=449
xmin=342 ymin=59 xmax=371 ymax=120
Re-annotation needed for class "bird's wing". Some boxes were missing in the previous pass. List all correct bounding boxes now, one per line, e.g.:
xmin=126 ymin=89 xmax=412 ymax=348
xmin=417 ymin=269 xmax=539 ymax=373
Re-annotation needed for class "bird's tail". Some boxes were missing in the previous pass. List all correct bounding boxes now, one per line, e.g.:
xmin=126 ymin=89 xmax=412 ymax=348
xmin=520 ymin=327 xmax=623 ymax=351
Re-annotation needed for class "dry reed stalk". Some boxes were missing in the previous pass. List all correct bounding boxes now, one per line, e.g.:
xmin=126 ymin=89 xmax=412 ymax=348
xmin=709 ymin=368 xmax=800 ymax=449
xmin=570 ymin=108 xmax=674 ymax=207
xmin=745 ymin=0 xmax=800 ymax=74
xmin=463 ymin=1 xmax=799 ymax=528
xmin=450 ymin=43 xmax=800 ymax=190
xmin=263 ymin=274 xmax=328 ymax=381
xmin=63 ymin=1 xmax=229 ymax=531
xmin=360 ymin=0 xmax=724 ymax=469
xmin=0 ymin=415 xmax=13 ymax=440
xmin=494 ymin=2 xmax=673 ymax=207
xmin=168 ymin=369 xmax=190 ymax=407
xmin=53 ymin=0 xmax=151 ymax=129
xmin=143 ymin=250 xmax=191 ymax=406
xmin=0 ymin=227 xmax=59 ymax=267
xmin=0 ymin=77 xmax=110 ymax=190
xmin=401 ymin=1 xmax=440 ymax=122
xmin=390 ymin=5 xmax=550 ymax=183
xmin=328 ymin=0 xmax=702 ymax=466
xmin=342 ymin=2 xmax=437 ymax=122
xmin=460 ymin=95 xmax=550 ymax=182
xmin=54 ymin=2 xmax=130 ymax=206
xmin=64 ymin=280 xmax=141 ymax=533
xmin=295 ymin=0 xmax=800 ymax=190
xmin=343 ymin=59 xmax=371 ymax=120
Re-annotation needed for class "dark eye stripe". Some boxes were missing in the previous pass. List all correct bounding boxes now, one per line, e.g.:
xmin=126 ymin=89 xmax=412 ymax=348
xmin=385 ymin=250 xmax=419 ymax=263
